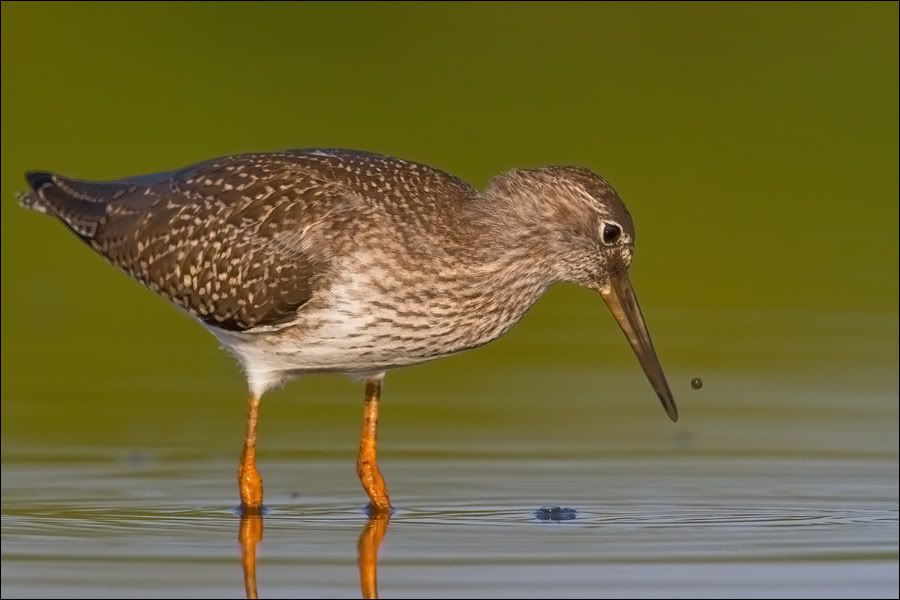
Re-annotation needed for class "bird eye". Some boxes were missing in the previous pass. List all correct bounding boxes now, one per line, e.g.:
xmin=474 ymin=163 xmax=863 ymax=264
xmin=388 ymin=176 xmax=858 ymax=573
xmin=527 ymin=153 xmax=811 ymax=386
xmin=601 ymin=222 xmax=622 ymax=245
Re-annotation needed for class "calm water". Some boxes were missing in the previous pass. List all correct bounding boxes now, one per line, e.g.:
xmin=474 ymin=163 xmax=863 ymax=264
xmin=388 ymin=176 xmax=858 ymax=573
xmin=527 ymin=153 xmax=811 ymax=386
xmin=4 ymin=310 xmax=899 ymax=599
xmin=2 ymin=456 xmax=897 ymax=598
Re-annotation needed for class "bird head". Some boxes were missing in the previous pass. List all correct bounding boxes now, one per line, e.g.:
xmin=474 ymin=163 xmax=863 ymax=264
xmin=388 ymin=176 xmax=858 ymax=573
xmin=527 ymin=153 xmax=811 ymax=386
xmin=486 ymin=167 xmax=678 ymax=422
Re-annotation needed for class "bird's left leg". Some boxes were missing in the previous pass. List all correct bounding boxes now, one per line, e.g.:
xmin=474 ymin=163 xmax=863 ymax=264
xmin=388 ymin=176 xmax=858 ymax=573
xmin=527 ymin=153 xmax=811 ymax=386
xmin=357 ymin=376 xmax=392 ymax=513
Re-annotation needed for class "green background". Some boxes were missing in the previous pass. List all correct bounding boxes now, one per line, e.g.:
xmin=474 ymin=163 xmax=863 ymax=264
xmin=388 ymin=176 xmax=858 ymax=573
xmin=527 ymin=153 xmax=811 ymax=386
xmin=2 ymin=3 xmax=897 ymax=462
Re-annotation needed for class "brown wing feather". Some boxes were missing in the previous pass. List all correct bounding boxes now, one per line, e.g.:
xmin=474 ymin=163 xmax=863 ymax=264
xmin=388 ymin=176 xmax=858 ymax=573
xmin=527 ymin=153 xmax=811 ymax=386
xmin=22 ymin=149 xmax=477 ymax=331
xmin=36 ymin=156 xmax=350 ymax=331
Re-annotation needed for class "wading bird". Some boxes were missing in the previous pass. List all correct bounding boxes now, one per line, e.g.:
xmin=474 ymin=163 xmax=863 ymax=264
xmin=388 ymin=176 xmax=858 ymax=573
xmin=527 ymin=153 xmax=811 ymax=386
xmin=19 ymin=149 xmax=678 ymax=514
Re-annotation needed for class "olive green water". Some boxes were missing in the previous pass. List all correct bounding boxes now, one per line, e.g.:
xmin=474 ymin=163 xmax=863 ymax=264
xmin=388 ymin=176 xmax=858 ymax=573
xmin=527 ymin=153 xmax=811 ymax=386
xmin=1 ymin=3 xmax=898 ymax=598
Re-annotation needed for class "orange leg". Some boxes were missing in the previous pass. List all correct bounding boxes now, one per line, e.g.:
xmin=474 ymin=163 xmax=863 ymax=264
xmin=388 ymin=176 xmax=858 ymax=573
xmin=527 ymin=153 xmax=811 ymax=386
xmin=357 ymin=513 xmax=391 ymax=599
xmin=238 ymin=392 xmax=264 ymax=512
xmin=357 ymin=377 xmax=392 ymax=513
xmin=239 ymin=512 xmax=263 ymax=599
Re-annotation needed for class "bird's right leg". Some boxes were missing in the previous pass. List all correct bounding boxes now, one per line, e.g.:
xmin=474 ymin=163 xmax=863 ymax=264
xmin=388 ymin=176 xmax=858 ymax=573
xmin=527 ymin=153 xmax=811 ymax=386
xmin=238 ymin=392 xmax=264 ymax=512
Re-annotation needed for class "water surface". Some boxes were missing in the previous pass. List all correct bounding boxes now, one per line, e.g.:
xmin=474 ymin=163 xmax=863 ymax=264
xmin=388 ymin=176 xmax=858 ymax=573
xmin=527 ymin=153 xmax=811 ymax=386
xmin=2 ymin=455 xmax=897 ymax=598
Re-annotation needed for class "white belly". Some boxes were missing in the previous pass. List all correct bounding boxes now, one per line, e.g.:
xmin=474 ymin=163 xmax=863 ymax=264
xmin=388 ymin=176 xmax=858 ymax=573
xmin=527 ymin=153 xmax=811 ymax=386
xmin=210 ymin=260 xmax=549 ymax=396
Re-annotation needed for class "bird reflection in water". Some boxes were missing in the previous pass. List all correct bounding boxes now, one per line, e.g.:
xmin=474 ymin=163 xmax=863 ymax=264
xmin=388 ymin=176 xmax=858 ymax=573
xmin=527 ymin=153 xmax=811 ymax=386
xmin=357 ymin=512 xmax=391 ymax=599
xmin=238 ymin=513 xmax=263 ymax=599
xmin=237 ymin=510 xmax=391 ymax=599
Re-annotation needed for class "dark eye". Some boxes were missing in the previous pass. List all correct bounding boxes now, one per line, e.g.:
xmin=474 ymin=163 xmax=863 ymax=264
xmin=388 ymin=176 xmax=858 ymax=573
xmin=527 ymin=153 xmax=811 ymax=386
xmin=602 ymin=222 xmax=622 ymax=245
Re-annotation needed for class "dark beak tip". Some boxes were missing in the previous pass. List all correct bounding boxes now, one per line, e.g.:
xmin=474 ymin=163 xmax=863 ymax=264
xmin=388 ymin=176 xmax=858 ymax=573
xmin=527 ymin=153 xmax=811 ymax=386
xmin=601 ymin=274 xmax=679 ymax=426
xmin=660 ymin=395 xmax=679 ymax=422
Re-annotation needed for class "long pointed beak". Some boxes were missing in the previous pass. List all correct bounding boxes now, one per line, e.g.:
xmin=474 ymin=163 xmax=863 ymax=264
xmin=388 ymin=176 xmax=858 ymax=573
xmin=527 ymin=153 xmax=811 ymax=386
xmin=600 ymin=272 xmax=678 ymax=422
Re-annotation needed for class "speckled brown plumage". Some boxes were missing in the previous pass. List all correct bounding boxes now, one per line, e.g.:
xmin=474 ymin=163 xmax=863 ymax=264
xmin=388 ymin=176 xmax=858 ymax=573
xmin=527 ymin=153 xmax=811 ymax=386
xmin=18 ymin=148 xmax=669 ymax=389
xmin=22 ymin=150 xmax=475 ymax=332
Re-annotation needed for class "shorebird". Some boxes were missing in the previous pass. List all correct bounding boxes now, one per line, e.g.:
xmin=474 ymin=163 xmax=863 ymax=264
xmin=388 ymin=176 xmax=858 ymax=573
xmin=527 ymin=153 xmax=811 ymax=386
xmin=18 ymin=149 xmax=678 ymax=514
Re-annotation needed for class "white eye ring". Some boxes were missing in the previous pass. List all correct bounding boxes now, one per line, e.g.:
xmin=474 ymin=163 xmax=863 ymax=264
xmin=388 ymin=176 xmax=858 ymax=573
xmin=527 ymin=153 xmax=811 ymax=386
xmin=601 ymin=221 xmax=622 ymax=245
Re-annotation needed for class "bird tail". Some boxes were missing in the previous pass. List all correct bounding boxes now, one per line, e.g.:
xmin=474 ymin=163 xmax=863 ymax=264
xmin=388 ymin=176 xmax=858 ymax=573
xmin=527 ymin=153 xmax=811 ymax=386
xmin=17 ymin=171 xmax=111 ymax=238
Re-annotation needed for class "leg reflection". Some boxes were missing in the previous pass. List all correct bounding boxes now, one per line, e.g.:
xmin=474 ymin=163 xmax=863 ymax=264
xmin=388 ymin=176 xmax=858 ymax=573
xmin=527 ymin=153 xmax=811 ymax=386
xmin=239 ymin=512 xmax=264 ymax=599
xmin=357 ymin=511 xmax=391 ymax=599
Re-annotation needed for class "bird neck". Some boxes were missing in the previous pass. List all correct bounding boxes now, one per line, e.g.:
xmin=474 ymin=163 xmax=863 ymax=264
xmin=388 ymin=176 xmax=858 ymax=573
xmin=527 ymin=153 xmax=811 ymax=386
xmin=466 ymin=188 xmax=564 ymax=283
xmin=442 ymin=198 xmax=561 ymax=348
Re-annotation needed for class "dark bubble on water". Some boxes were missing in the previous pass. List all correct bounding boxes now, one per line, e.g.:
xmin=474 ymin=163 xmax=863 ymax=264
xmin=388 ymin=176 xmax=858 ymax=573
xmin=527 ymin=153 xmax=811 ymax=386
xmin=534 ymin=506 xmax=577 ymax=521
xmin=691 ymin=377 xmax=703 ymax=390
